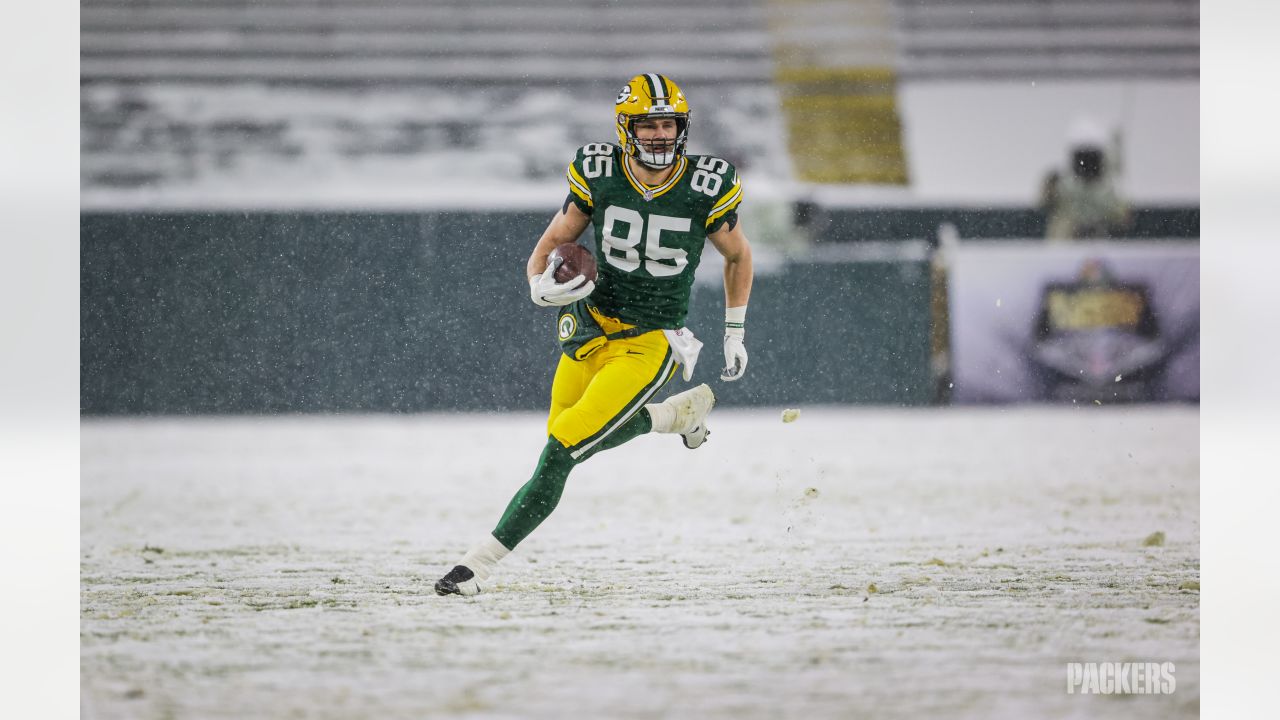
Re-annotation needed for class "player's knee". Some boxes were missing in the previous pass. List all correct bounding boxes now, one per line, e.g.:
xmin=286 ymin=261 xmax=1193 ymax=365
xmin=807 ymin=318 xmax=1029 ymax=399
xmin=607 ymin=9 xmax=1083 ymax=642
xmin=548 ymin=425 xmax=579 ymax=456
xmin=548 ymin=410 xmax=588 ymax=450
xmin=541 ymin=433 xmax=579 ymax=469
xmin=548 ymin=430 xmax=570 ymax=449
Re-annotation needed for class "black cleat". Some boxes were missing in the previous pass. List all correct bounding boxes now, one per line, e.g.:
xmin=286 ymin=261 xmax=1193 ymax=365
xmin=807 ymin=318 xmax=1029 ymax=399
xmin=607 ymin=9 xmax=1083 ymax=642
xmin=434 ymin=565 xmax=479 ymax=596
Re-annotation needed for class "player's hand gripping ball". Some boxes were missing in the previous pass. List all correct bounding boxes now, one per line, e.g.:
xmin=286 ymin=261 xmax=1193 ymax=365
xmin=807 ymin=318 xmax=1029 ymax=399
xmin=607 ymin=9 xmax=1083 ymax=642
xmin=549 ymin=243 xmax=598 ymax=284
xmin=530 ymin=244 xmax=597 ymax=307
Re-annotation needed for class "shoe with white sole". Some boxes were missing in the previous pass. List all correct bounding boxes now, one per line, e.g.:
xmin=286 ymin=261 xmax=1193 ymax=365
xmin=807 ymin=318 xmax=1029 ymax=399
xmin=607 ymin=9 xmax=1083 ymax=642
xmin=682 ymin=423 xmax=711 ymax=449
xmin=666 ymin=383 xmax=716 ymax=450
xmin=435 ymin=536 xmax=510 ymax=597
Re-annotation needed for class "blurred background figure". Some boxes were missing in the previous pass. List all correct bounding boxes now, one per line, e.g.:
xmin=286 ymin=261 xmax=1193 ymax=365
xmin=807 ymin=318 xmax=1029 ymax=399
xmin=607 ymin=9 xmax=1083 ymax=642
xmin=1028 ymin=257 xmax=1167 ymax=402
xmin=1039 ymin=116 xmax=1132 ymax=241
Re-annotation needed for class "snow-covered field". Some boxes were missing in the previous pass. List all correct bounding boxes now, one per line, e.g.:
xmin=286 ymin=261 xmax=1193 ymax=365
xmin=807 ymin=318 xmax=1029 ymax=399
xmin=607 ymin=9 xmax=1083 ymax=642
xmin=81 ymin=406 xmax=1199 ymax=719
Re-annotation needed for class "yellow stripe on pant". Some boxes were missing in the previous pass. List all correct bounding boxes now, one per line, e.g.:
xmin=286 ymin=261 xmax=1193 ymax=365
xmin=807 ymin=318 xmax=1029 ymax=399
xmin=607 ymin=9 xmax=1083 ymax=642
xmin=548 ymin=308 xmax=678 ymax=461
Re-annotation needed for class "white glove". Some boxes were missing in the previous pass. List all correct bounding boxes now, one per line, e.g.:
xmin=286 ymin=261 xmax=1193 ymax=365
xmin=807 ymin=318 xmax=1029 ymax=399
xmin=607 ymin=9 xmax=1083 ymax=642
xmin=721 ymin=326 xmax=748 ymax=381
xmin=529 ymin=259 xmax=594 ymax=307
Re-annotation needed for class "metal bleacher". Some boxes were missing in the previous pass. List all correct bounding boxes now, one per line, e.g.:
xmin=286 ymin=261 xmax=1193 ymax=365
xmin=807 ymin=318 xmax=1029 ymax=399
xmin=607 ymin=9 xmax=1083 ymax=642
xmin=79 ymin=0 xmax=1199 ymax=199
xmin=79 ymin=0 xmax=785 ymax=197
xmin=79 ymin=0 xmax=772 ymax=85
xmin=891 ymin=0 xmax=1200 ymax=80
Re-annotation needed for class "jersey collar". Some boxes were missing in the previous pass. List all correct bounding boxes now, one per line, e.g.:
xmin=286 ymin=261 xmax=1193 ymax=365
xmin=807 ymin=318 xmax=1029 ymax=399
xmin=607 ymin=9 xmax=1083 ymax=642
xmin=621 ymin=155 xmax=688 ymax=201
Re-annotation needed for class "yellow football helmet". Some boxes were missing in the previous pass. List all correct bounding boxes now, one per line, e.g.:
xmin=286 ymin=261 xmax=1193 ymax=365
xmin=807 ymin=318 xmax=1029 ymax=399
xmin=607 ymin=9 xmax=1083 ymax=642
xmin=615 ymin=73 xmax=690 ymax=169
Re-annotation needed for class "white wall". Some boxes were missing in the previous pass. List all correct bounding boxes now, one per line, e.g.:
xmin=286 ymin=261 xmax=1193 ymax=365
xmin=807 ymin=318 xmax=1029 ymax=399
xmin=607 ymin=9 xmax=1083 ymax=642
xmin=897 ymin=80 xmax=1199 ymax=205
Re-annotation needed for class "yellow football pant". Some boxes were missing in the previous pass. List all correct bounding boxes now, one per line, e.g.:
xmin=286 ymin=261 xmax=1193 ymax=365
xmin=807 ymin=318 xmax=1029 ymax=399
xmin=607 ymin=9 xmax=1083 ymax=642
xmin=547 ymin=311 xmax=678 ymax=462
xmin=489 ymin=311 xmax=678 ymax=549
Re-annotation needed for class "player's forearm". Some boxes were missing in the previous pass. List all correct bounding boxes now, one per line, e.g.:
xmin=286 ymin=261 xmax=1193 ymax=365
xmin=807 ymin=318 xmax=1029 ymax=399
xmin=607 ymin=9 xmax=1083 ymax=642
xmin=529 ymin=204 xmax=591 ymax=278
xmin=527 ymin=226 xmax=574 ymax=279
xmin=527 ymin=233 xmax=562 ymax=279
xmin=722 ymin=244 xmax=753 ymax=309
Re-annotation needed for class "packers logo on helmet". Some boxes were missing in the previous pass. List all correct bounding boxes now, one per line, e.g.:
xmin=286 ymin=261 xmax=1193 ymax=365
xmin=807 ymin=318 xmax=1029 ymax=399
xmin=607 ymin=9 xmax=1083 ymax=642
xmin=615 ymin=73 xmax=690 ymax=169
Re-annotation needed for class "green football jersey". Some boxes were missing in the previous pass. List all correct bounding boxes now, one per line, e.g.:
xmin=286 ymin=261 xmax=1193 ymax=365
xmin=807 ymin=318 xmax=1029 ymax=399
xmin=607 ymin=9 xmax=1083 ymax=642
xmin=565 ymin=143 xmax=744 ymax=329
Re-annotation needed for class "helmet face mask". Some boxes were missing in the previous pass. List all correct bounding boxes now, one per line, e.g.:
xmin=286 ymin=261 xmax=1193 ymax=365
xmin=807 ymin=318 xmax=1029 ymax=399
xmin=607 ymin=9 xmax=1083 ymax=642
xmin=615 ymin=73 xmax=690 ymax=169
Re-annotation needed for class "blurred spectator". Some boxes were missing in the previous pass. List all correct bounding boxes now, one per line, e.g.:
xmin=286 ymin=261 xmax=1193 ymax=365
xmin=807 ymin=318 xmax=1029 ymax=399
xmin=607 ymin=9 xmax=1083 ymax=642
xmin=1039 ymin=118 xmax=1132 ymax=241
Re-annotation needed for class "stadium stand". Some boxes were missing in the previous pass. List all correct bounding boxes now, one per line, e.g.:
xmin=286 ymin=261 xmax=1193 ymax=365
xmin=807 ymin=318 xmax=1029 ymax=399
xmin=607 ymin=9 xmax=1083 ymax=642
xmin=80 ymin=0 xmax=787 ymax=196
xmin=80 ymin=0 xmax=1198 ymax=208
xmin=80 ymin=0 xmax=771 ymax=84
xmin=893 ymin=0 xmax=1199 ymax=80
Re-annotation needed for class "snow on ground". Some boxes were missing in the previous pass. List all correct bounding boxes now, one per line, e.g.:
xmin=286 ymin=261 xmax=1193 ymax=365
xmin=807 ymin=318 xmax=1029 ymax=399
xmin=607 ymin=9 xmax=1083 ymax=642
xmin=81 ymin=405 xmax=1199 ymax=719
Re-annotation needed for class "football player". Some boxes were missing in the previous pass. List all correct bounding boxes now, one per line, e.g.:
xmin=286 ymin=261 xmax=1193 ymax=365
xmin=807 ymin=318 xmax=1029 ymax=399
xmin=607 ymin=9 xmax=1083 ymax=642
xmin=436 ymin=73 xmax=754 ymax=596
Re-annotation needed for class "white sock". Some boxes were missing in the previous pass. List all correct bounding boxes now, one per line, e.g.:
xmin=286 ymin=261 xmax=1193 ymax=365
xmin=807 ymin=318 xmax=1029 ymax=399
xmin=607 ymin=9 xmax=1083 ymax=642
xmin=459 ymin=534 xmax=510 ymax=582
xmin=644 ymin=402 xmax=677 ymax=433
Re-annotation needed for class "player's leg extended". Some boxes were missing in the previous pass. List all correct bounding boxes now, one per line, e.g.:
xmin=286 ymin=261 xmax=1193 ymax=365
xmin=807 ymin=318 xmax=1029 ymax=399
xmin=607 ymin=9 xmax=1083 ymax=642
xmin=435 ymin=345 xmax=666 ymax=597
xmin=436 ymin=334 xmax=713 ymax=596
xmin=489 ymin=333 xmax=675 ymax=548
xmin=489 ymin=337 xmax=714 ymax=554
xmin=478 ymin=351 xmax=599 ymax=551
xmin=434 ymin=354 xmax=590 ymax=597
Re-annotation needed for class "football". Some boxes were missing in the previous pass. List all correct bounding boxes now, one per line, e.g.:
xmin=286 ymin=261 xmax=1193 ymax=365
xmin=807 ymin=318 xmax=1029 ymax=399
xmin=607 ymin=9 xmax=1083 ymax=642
xmin=550 ymin=243 xmax=598 ymax=284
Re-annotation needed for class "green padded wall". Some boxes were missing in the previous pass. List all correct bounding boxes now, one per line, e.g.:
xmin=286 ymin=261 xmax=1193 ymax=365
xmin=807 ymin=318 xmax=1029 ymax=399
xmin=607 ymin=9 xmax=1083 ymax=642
xmin=81 ymin=212 xmax=936 ymax=414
